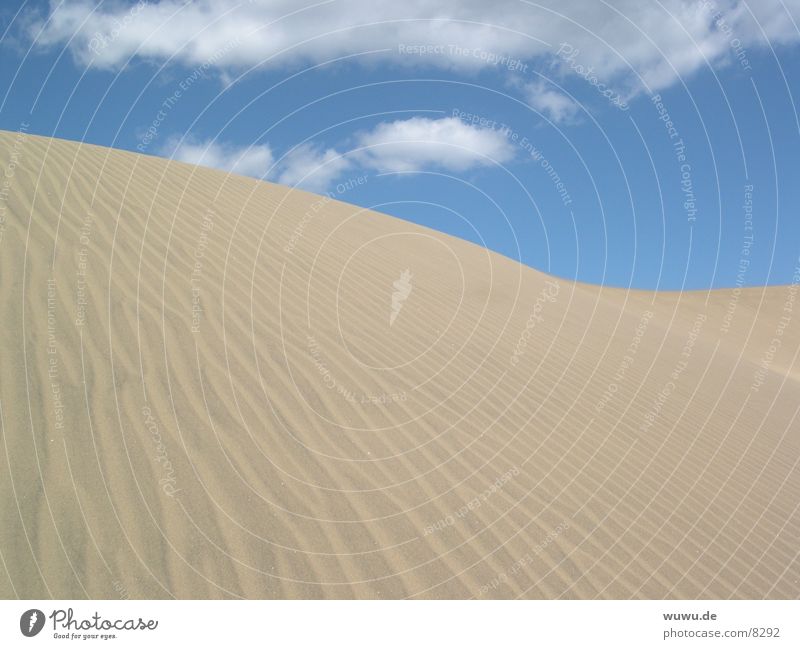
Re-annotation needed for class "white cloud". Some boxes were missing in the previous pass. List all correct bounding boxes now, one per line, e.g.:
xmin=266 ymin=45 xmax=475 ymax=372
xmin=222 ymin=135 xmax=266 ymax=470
xmin=160 ymin=117 xmax=515 ymax=189
xmin=523 ymin=81 xmax=579 ymax=123
xmin=275 ymin=143 xmax=351 ymax=192
xmin=162 ymin=136 xmax=274 ymax=178
xmin=29 ymin=0 xmax=800 ymax=94
xmin=353 ymin=116 xmax=515 ymax=173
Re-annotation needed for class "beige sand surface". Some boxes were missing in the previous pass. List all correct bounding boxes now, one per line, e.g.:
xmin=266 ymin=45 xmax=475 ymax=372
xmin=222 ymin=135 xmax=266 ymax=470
xmin=0 ymin=130 xmax=798 ymax=598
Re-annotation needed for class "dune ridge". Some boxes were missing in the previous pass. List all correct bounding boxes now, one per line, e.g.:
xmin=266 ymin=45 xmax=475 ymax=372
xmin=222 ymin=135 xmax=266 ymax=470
xmin=0 ymin=130 xmax=798 ymax=599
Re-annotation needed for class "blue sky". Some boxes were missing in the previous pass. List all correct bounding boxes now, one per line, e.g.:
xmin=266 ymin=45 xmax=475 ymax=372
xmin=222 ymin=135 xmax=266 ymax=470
xmin=2 ymin=0 xmax=799 ymax=289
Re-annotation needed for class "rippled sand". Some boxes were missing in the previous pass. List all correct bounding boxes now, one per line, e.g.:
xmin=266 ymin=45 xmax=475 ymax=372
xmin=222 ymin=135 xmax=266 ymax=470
xmin=0 ymin=131 xmax=797 ymax=599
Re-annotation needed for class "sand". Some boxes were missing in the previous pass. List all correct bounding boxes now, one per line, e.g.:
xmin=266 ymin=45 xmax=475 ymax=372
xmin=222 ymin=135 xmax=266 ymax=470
xmin=0 ymin=130 xmax=797 ymax=599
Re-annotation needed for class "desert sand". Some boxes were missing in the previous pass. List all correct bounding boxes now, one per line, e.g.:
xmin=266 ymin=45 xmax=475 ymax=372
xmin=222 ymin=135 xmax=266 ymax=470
xmin=0 ymin=130 xmax=797 ymax=599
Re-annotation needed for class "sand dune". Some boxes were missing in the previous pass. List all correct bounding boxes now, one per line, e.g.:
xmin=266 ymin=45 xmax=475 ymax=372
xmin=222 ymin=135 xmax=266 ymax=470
xmin=0 ymin=130 xmax=798 ymax=599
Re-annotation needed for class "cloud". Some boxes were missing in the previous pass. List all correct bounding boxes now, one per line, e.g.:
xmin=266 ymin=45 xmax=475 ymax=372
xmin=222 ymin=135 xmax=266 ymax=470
xmin=160 ymin=117 xmax=514 ymax=188
xmin=275 ymin=143 xmax=351 ymax=192
xmin=162 ymin=136 xmax=274 ymax=178
xmin=353 ymin=116 xmax=515 ymax=172
xmin=522 ymin=81 xmax=579 ymax=123
xmin=29 ymin=0 xmax=800 ymax=94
